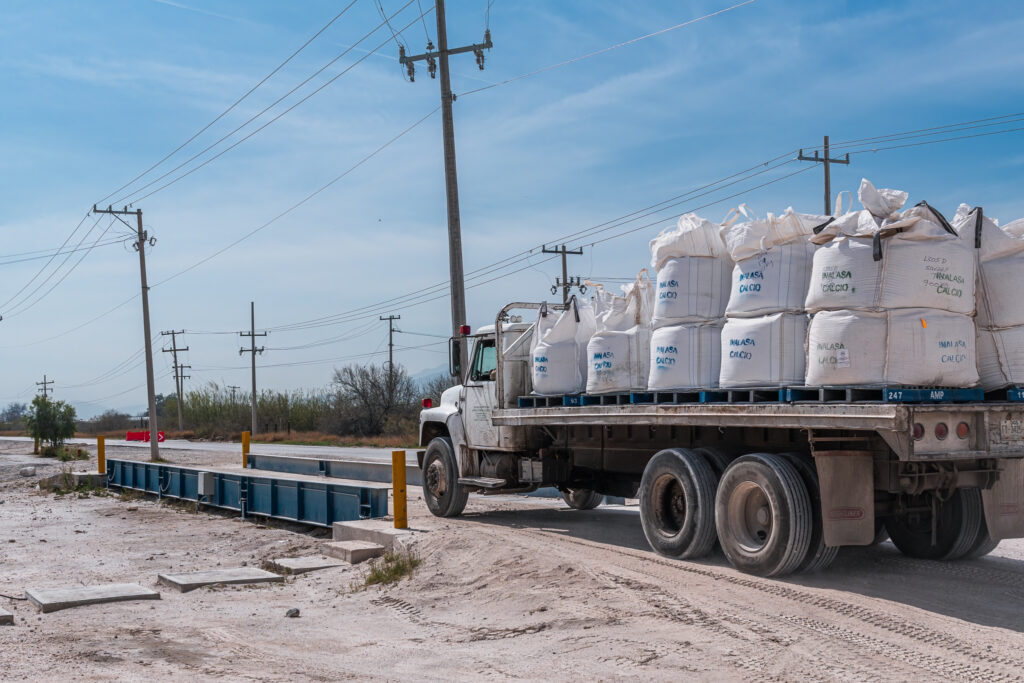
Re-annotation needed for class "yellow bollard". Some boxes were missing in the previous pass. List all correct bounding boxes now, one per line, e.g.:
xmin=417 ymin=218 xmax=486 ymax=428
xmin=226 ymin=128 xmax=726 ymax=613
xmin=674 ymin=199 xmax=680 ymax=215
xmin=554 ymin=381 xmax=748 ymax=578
xmin=33 ymin=437 xmax=39 ymax=455
xmin=97 ymin=435 xmax=106 ymax=475
xmin=241 ymin=431 xmax=250 ymax=468
xmin=392 ymin=450 xmax=407 ymax=529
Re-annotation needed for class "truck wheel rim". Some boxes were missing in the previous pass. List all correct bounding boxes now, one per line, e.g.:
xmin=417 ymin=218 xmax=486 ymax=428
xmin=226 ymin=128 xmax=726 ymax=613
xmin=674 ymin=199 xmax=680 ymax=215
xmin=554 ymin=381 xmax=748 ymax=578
xmin=651 ymin=474 xmax=685 ymax=537
xmin=727 ymin=481 xmax=772 ymax=552
xmin=426 ymin=459 xmax=448 ymax=498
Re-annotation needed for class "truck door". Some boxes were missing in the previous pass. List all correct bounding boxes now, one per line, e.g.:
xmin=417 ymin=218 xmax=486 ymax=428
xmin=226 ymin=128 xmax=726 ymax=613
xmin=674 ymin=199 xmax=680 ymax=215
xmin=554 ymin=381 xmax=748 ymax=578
xmin=463 ymin=336 xmax=500 ymax=449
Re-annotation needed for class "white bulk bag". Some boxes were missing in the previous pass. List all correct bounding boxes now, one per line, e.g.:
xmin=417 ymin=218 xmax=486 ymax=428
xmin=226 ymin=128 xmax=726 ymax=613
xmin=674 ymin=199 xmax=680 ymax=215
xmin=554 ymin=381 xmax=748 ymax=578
xmin=719 ymin=313 xmax=808 ymax=388
xmin=648 ymin=321 xmax=723 ymax=390
xmin=806 ymin=180 xmax=974 ymax=315
xmin=652 ymin=257 xmax=731 ymax=326
xmin=720 ymin=207 xmax=827 ymax=317
xmin=586 ymin=273 xmax=653 ymax=394
xmin=531 ymin=298 xmax=596 ymax=395
xmin=806 ymin=309 xmax=978 ymax=387
xmin=650 ymin=213 xmax=731 ymax=268
xmin=953 ymin=204 xmax=1024 ymax=329
xmin=805 ymin=310 xmax=887 ymax=386
xmin=977 ymin=326 xmax=1024 ymax=390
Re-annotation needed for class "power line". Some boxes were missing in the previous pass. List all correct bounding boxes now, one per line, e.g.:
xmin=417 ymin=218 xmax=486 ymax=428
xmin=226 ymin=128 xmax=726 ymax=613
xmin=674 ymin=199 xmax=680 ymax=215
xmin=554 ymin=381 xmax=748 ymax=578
xmin=95 ymin=1 xmax=361 ymax=206
xmin=0 ymin=212 xmax=96 ymax=310
xmin=458 ymin=0 xmax=759 ymax=98
xmin=113 ymin=0 xmax=425 ymax=206
xmin=376 ymin=0 xmax=409 ymax=49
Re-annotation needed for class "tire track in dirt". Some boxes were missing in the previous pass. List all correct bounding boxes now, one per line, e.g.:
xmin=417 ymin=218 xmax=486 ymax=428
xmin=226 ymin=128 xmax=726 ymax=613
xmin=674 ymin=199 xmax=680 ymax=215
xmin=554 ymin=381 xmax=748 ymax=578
xmin=465 ymin=524 xmax=1024 ymax=680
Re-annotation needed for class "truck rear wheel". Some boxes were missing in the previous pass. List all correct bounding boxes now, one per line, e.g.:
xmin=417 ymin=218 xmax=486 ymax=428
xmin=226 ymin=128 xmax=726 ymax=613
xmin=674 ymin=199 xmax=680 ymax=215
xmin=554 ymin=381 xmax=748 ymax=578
xmin=780 ymin=453 xmax=839 ymax=573
xmin=715 ymin=453 xmax=812 ymax=577
xmin=964 ymin=510 xmax=1000 ymax=560
xmin=885 ymin=488 xmax=981 ymax=560
xmin=639 ymin=448 xmax=717 ymax=560
xmin=422 ymin=436 xmax=469 ymax=518
xmin=561 ymin=488 xmax=603 ymax=510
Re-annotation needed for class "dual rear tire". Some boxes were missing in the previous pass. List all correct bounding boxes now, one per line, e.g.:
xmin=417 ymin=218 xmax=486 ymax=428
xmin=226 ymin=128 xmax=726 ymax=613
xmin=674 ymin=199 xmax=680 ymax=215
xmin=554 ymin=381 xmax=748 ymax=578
xmin=639 ymin=449 xmax=826 ymax=577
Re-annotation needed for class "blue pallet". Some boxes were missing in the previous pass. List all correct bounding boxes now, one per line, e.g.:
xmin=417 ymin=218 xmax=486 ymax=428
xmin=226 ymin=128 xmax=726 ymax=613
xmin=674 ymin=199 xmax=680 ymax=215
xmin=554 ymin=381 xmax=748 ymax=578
xmin=105 ymin=458 xmax=388 ymax=527
xmin=882 ymin=387 xmax=984 ymax=403
xmin=519 ymin=395 xmax=582 ymax=408
xmin=630 ymin=392 xmax=654 ymax=404
xmin=1009 ymin=388 xmax=1024 ymax=402
xmin=581 ymin=393 xmax=632 ymax=406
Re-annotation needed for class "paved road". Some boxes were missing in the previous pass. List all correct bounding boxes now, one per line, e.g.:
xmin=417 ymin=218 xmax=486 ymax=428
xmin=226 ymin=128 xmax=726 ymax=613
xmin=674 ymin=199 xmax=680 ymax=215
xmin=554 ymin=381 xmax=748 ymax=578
xmin=0 ymin=436 xmax=409 ymax=464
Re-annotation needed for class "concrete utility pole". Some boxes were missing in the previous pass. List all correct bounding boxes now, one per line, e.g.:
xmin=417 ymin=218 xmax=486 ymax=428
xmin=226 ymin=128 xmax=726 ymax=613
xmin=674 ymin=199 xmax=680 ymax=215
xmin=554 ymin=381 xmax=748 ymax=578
xmin=399 ymin=0 xmax=492 ymax=374
xmin=93 ymin=205 xmax=160 ymax=461
xmin=239 ymin=302 xmax=266 ymax=435
xmin=161 ymin=330 xmax=190 ymax=431
xmin=542 ymin=244 xmax=585 ymax=304
xmin=797 ymin=135 xmax=851 ymax=215
xmin=380 ymin=314 xmax=401 ymax=378
xmin=36 ymin=375 xmax=54 ymax=398
xmin=227 ymin=385 xmax=241 ymax=403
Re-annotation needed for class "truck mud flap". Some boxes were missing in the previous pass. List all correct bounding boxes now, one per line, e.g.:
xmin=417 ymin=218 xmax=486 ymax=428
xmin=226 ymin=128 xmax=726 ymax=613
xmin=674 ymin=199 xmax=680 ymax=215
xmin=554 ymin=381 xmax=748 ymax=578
xmin=983 ymin=458 xmax=1024 ymax=540
xmin=814 ymin=451 xmax=875 ymax=546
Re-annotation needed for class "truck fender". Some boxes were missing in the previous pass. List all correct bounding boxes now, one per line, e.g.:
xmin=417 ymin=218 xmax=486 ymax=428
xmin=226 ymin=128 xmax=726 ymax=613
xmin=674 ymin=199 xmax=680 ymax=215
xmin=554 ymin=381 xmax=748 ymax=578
xmin=984 ymin=457 xmax=1024 ymax=540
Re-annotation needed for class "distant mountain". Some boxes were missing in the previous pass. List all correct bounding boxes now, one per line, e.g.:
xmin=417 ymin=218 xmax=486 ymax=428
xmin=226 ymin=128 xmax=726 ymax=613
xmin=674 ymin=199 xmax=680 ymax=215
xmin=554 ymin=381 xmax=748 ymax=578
xmin=410 ymin=364 xmax=449 ymax=386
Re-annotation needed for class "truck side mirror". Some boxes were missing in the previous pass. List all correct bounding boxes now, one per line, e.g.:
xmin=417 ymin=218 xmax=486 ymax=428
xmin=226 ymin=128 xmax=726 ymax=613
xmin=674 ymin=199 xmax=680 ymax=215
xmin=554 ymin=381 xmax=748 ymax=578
xmin=449 ymin=337 xmax=462 ymax=379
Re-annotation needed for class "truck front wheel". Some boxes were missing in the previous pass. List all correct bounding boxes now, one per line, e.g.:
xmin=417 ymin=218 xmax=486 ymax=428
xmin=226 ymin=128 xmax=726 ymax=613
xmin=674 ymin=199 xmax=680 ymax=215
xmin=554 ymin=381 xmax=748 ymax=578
xmin=422 ymin=437 xmax=469 ymax=518
xmin=715 ymin=453 xmax=813 ymax=577
xmin=561 ymin=489 xmax=603 ymax=510
xmin=638 ymin=448 xmax=718 ymax=559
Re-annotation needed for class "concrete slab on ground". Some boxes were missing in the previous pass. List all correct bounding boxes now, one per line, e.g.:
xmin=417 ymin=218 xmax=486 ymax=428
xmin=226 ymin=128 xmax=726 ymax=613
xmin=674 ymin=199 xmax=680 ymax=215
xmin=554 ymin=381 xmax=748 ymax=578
xmin=25 ymin=583 xmax=160 ymax=613
xmin=157 ymin=567 xmax=284 ymax=593
xmin=332 ymin=518 xmax=416 ymax=551
xmin=0 ymin=607 xmax=12 ymax=625
xmin=268 ymin=556 xmax=345 ymax=575
xmin=322 ymin=540 xmax=384 ymax=564
xmin=38 ymin=471 xmax=107 ymax=490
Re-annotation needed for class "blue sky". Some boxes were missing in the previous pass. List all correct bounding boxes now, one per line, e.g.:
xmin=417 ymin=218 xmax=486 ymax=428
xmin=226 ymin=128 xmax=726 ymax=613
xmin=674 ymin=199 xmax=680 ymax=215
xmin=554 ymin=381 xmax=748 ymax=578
xmin=1 ymin=0 xmax=1022 ymax=416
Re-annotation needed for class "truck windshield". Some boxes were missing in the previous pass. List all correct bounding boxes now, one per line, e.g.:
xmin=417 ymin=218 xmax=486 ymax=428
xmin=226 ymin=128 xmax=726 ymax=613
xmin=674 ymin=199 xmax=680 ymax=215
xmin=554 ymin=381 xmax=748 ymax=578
xmin=470 ymin=339 xmax=497 ymax=382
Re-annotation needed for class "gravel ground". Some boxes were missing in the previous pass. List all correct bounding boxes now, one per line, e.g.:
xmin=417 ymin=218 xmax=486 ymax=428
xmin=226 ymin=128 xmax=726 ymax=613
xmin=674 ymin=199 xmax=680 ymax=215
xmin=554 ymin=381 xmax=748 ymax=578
xmin=1 ymin=439 xmax=1023 ymax=681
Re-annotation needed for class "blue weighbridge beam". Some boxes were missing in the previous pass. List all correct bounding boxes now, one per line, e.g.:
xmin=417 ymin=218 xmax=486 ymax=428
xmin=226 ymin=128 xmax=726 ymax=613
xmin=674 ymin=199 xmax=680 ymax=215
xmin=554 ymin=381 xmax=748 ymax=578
xmin=105 ymin=458 xmax=389 ymax=527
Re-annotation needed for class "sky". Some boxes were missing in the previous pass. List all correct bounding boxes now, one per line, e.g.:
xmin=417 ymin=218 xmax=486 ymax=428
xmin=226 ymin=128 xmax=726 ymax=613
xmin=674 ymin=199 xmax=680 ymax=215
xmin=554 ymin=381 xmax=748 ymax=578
xmin=1 ymin=0 xmax=1023 ymax=417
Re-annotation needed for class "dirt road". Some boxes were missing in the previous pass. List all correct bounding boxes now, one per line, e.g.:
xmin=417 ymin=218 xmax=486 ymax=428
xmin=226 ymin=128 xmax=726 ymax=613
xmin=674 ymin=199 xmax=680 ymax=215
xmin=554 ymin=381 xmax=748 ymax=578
xmin=1 ymin=440 xmax=1023 ymax=681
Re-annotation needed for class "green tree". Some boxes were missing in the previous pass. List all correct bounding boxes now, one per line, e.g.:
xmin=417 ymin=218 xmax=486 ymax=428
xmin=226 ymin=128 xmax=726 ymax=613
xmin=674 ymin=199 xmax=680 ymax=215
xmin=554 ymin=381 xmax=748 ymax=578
xmin=26 ymin=395 xmax=77 ymax=450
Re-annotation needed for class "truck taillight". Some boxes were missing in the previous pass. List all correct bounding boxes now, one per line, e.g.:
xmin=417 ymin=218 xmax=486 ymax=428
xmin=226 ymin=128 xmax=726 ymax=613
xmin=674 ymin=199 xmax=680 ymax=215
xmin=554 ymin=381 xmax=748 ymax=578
xmin=935 ymin=422 xmax=948 ymax=440
xmin=459 ymin=325 xmax=471 ymax=335
xmin=422 ymin=398 xmax=433 ymax=408
xmin=956 ymin=422 xmax=970 ymax=439
xmin=913 ymin=423 xmax=924 ymax=440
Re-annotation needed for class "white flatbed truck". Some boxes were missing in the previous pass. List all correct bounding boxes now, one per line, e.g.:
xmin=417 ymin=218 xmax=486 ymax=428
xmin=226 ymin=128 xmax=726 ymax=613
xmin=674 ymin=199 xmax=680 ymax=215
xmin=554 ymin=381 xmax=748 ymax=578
xmin=419 ymin=302 xmax=1024 ymax=576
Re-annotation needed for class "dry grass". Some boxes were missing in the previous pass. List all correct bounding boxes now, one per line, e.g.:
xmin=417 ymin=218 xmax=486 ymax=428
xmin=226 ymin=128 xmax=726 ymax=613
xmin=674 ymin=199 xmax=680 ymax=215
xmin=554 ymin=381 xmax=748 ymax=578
xmin=363 ymin=551 xmax=422 ymax=587
xmin=248 ymin=431 xmax=418 ymax=449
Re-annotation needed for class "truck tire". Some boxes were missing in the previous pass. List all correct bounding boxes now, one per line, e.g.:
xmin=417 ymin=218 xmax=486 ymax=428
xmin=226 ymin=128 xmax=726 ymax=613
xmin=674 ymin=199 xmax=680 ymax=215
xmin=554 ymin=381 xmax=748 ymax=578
xmin=693 ymin=447 xmax=733 ymax=480
xmin=715 ymin=453 xmax=813 ymax=577
xmin=561 ymin=488 xmax=603 ymax=510
xmin=639 ymin=448 xmax=717 ymax=560
xmin=780 ymin=452 xmax=839 ymax=573
xmin=422 ymin=436 xmax=469 ymax=518
xmin=963 ymin=509 xmax=1000 ymax=560
xmin=870 ymin=518 xmax=889 ymax=546
xmin=884 ymin=488 xmax=981 ymax=560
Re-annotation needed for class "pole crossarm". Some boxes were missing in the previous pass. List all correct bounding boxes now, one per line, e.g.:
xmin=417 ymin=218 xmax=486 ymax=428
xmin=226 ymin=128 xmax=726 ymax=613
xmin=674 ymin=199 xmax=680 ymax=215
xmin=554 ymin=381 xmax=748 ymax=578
xmin=796 ymin=135 xmax=852 ymax=215
xmin=400 ymin=34 xmax=492 ymax=64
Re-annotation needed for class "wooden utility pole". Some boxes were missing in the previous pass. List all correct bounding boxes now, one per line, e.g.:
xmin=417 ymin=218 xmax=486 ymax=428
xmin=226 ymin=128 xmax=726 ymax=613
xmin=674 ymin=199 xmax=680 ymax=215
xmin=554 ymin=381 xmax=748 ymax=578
xmin=797 ymin=135 xmax=851 ymax=215
xmin=542 ymin=244 xmax=585 ymax=303
xmin=239 ymin=302 xmax=266 ymax=434
xmin=380 ymin=314 xmax=401 ymax=377
xmin=399 ymin=2 xmax=492 ymax=374
xmin=161 ymin=330 xmax=189 ymax=431
xmin=36 ymin=374 xmax=54 ymax=398
xmin=93 ymin=205 xmax=160 ymax=461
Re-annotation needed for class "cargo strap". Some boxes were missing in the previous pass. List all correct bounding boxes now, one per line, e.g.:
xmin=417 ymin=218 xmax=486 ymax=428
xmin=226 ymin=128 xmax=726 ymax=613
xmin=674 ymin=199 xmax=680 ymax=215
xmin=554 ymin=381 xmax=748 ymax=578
xmin=812 ymin=216 xmax=836 ymax=235
xmin=973 ymin=206 xmax=984 ymax=249
xmin=915 ymin=200 xmax=957 ymax=236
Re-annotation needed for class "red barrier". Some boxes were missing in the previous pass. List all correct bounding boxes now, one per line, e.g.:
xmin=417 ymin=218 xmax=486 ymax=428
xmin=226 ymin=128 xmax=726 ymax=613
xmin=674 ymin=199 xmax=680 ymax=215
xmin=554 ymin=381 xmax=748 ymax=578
xmin=125 ymin=431 xmax=166 ymax=443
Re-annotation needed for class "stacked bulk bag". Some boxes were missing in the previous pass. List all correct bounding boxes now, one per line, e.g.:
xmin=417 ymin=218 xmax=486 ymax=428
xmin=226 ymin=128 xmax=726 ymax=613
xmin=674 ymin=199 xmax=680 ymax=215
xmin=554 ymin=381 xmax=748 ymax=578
xmin=718 ymin=207 xmax=825 ymax=387
xmin=805 ymin=179 xmax=979 ymax=387
xmin=586 ymin=272 xmax=653 ymax=394
xmin=531 ymin=297 xmax=596 ymax=395
xmin=953 ymin=205 xmax=1024 ymax=389
xmin=647 ymin=214 xmax=730 ymax=390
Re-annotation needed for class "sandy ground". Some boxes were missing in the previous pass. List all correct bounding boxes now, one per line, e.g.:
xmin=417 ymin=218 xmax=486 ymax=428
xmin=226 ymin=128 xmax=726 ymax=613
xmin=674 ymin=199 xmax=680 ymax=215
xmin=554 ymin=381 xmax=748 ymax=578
xmin=1 ymin=440 xmax=1024 ymax=682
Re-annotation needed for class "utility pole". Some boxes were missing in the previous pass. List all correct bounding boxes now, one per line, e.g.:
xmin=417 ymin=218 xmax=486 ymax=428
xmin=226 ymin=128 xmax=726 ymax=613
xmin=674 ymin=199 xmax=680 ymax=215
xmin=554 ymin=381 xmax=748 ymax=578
xmin=797 ymin=135 xmax=850 ymax=215
xmin=239 ymin=301 xmax=266 ymax=435
xmin=227 ymin=385 xmax=241 ymax=403
xmin=541 ymin=244 xmax=585 ymax=304
xmin=399 ymin=1 xmax=492 ymax=373
xmin=93 ymin=205 xmax=160 ymax=461
xmin=36 ymin=374 xmax=54 ymax=398
xmin=161 ymin=330 xmax=189 ymax=431
xmin=380 ymin=314 xmax=401 ymax=378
